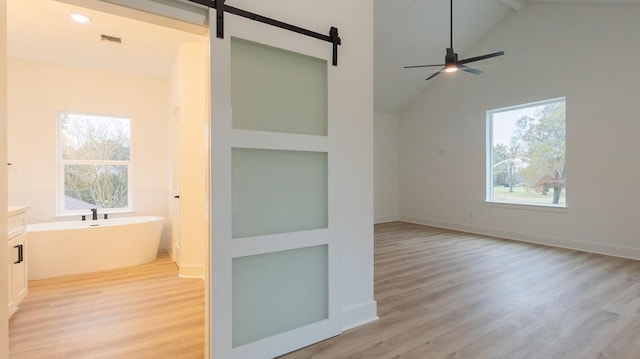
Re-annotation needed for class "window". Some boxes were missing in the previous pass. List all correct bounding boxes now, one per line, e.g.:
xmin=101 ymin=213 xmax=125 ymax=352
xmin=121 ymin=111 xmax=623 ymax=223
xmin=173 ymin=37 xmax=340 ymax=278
xmin=58 ymin=113 xmax=131 ymax=213
xmin=487 ymin=98 xmax=566 ymax=207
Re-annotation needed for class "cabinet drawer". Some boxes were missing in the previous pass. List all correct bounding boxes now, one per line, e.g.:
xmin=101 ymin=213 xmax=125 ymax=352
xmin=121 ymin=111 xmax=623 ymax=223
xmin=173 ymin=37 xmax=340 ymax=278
xmin=8 ymin=214 xmax=26 ymax=239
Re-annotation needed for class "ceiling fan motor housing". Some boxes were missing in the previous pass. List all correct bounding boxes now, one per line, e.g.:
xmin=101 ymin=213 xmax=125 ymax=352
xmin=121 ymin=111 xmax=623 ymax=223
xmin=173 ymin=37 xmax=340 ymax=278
xmin=445 ymin=48 xmax=458 ymax=68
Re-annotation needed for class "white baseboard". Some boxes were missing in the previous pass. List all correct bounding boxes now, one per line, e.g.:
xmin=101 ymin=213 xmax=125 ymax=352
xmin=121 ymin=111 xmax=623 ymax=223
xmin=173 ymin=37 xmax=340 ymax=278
xmin=341 ymin=300 xmax=378 ymax=331
xmin=400 ymin=216 xmax=640 ymax=261
xmin=179 ymin=264 xmax=205 ymax=279
xmin=374 ymin=216 xmax=400 ymax=224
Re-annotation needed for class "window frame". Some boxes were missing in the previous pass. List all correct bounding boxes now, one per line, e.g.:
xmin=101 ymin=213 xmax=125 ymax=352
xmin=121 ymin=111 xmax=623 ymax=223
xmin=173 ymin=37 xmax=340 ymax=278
xmin=57 ymin=111 xmax=133 ymax=215
xmin=486 ymin=97 xmax=567 ymax=209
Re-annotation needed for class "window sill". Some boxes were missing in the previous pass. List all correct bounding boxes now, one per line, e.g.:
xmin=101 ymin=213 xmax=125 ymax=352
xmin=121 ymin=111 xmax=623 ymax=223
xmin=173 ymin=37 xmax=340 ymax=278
xmin=54 ymin=209 xmax=136 ymax=219
xmin=484 ymin=201 xmax=568 ymax=213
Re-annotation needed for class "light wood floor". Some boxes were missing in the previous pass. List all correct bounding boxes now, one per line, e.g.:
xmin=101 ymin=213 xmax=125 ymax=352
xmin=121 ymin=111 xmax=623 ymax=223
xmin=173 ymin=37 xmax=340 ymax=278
xmin=9 ymin=251 xmax=204 ymax=359
xmin=281 ymin=222 xmax=640 ymax=359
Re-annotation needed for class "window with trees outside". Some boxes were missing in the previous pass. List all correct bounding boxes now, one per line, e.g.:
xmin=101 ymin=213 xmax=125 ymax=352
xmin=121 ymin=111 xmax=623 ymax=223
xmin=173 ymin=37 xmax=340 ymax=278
xmin=58 ymin=113 xmax=131 ymax=214
xmin=487 ymin=98 xmax=566 ymax=207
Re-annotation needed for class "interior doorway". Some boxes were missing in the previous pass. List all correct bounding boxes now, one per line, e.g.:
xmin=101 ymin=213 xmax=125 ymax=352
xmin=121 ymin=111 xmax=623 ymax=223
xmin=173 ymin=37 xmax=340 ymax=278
xmin=5 ymin=0 xmax=210 ymax=356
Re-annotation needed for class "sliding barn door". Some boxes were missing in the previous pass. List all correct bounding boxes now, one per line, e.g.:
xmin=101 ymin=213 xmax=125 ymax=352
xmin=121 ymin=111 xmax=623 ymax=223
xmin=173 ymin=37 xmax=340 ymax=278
xmin=210 ymin=10 xmax=341 ymax=359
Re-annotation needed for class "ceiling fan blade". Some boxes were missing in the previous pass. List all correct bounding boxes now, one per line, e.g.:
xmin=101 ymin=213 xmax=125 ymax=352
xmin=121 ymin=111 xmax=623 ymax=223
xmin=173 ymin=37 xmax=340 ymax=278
xmin=458 ymin=51 xmax=505 ymax=65
xmin=404 ymin=63 xmax=445 ymax=69
xmin=459 ymin=64 xmax=481 ymax=75
xmin=426 ymin=69 xmax=444 ymax=81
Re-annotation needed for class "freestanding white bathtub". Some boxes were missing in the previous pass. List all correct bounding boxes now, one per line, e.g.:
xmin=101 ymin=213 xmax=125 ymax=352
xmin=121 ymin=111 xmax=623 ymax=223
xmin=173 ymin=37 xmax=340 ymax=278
xmin=27 ymin=216 xmax=164 ymax=280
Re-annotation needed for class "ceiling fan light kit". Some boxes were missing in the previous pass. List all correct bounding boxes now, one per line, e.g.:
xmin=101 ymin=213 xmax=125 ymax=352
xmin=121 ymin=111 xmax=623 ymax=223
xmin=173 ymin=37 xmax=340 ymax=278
xmin=405 ymin=0 xmax=505 ymax=80
xmin=444 ymin=48 xmax=458 ymax=72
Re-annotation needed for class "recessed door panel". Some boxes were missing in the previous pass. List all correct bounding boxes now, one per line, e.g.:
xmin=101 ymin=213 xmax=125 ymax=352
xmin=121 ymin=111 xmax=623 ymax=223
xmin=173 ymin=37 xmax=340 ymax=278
xmin=231 ymin=38 xmax=327 ymax=136
xmin=232 ymin=245 xmax=328 ymax=347
xmin=231 ymin=148 xmax=327 ymax=239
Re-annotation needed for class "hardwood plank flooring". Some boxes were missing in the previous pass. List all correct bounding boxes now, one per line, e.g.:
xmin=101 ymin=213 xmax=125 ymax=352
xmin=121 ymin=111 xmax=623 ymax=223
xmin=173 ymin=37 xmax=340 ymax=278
xmin=9 ymin=251 xmax=204 ymax=359
xmin=11 ymin=224 xmax=640 ymax=358
xmin=281 ymin=222 xmax=640 ymax=359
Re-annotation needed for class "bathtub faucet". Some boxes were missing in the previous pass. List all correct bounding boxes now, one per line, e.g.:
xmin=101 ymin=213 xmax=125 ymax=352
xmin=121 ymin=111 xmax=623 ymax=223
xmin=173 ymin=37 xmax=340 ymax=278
xmin=91 ymin=208 xmax=98 ymax=221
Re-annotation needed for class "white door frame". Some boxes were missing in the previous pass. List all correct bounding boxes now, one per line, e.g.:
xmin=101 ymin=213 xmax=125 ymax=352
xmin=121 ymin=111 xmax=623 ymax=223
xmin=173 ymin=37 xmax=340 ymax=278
xmin=56 ymin=0 xmax=208 ymax=35
xmin=1 ymin=2 xmax=10 ymax=357
xmin=0 ymin=0 xmax=211 ymax=357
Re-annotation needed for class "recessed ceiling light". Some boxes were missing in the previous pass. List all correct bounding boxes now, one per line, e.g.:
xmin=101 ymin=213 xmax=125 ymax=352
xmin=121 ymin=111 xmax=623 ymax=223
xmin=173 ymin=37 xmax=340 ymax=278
xmin=70 ymin=13 xmax=91 ymax=24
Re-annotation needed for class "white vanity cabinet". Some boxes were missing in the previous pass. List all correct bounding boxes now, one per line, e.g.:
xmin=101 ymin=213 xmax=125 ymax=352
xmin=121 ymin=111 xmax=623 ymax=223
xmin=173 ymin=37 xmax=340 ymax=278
xmin=7 ymin=206 xmax=29 ymax=317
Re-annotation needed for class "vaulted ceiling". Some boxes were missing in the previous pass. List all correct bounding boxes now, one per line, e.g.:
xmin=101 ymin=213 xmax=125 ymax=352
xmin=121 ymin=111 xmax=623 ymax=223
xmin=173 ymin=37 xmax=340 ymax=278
xmin=7 ymin=0 xmax=640 ymax=115
xmin=374 ymin=0 xmax=640 ymax=114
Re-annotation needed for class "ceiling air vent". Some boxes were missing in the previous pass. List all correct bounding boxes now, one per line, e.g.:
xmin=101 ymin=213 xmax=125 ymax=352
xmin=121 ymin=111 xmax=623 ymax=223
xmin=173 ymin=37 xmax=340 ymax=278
xmin=101 ymin=34 xmax=122 ymax=43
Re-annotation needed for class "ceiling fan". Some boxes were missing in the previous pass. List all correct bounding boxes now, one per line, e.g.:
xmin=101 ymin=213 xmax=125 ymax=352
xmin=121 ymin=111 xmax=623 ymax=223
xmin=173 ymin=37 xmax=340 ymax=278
xmin=405 ymin=0 xmax=505 ymax=80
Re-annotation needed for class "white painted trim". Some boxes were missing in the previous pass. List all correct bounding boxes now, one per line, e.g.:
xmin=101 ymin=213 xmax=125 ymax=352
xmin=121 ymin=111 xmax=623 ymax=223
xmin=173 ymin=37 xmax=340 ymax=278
xmin=484 ymin=201 xmax=568 ymax=213
xmin=1 ymin=0 xmax=9 ymax=355
xmin=400 ymin=216 xmax=640 ymax=261
xmin=501 ymin=0 xmax=526 ymax=11
xmin=374 ymin=216 xmax=400 ymax=224
xmin=341 ymin=300 xmax=379 ymax=332
xmin=179 ymin=264 xmax=204 ymax=279
xmin=57 ymin=0 xmax=208 ymax=34
xmin=231 ymin=130 xmax=329 ymax=153
xmin=233 ymin=319 xmax=339 ymax=359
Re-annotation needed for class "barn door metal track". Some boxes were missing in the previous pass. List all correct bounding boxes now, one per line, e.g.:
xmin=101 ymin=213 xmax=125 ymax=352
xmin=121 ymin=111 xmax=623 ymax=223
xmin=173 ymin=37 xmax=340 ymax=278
xmin=187 ymin=0 xmax=341 ymax=66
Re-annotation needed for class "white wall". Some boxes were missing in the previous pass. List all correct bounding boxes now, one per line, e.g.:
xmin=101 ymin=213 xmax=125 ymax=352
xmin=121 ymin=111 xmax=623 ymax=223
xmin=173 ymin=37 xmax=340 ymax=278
xmin=7 ymin=58 xmax=172 ymax=247
xmin=329 ymin=1 xmax=376 ymax=329
xmin=1 ymin=0 xmax=9 ymax=356
xmin=374 ymin=112 xmax=399 ymax=223
xmin=399 ymin=3 xmax=640 ymax=258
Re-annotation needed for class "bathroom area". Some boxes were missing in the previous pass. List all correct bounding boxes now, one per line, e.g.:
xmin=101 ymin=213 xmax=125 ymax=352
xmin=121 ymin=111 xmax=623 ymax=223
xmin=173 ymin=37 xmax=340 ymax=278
xmin=5 ymin=0 xmax=209 ymax=326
